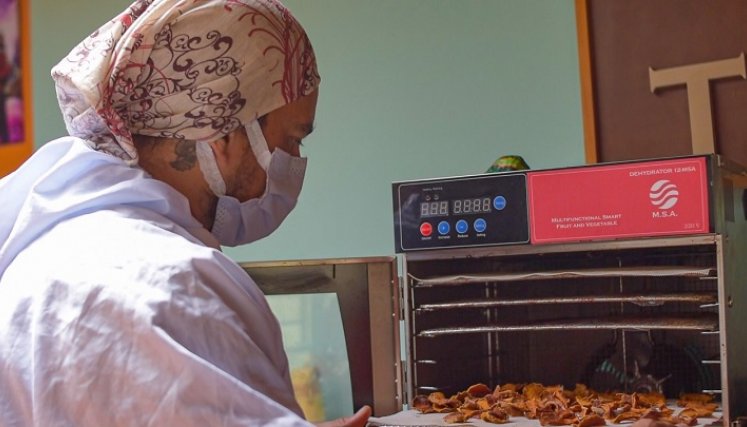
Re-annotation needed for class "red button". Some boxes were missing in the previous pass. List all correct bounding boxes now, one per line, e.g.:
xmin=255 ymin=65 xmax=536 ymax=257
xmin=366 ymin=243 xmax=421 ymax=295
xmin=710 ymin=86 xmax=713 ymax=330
xmin=420 ymin=222 xmax=433 ymax=236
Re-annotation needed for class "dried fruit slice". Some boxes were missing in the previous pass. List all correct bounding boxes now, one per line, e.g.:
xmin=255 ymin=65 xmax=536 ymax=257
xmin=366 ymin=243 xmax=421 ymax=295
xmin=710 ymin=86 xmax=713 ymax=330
xmin=672 ymin=409 xmax=699 ymax=427
xmin=467 ymin=383 xmax=492 ymax=398
xmin=524 ymin=383 xmax=545 ymax=400
xmin=677 ymin=393 xmax=714 ymax=406
xmin=427 ymin=391 xmax=448 ymax=405
xmin=411 ymin=394 xmax=433 ymax=413
xmin=539 ymin=409 xmax=577 ymax=426
xmin=578 ymin=414 xmax=607 ymax=427
xmin=481 ymin=407 xmax=510 ymax=424
xmin=636 ymin=392 xmax=666 ymax=408
xmin=680 ymin=402 xmax=718 ymax=417
xmin=443 ymin=411 xmax=467 ymax=424
xmin=612 ymin=410 xmax=642 ymax=424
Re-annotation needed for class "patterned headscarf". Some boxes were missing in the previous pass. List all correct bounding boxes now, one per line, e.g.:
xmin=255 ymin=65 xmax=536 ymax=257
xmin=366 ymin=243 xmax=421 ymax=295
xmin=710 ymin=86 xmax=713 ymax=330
xmin=51 ymin=0 xmax=320 ymax=164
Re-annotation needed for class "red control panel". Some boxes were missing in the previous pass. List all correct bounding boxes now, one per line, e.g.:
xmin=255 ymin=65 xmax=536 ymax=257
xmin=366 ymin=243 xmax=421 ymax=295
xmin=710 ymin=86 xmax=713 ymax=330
xmin=527 ymin=156 xmax=710 ymax=244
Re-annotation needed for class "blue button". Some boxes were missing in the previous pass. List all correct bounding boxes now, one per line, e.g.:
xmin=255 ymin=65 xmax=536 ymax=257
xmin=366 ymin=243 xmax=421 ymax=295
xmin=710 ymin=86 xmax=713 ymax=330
xmin=474 ymin=218 xmax=487 ymax=233
xmin=493 ymin=196 xmax=507 ymax=210
xmin=437 ymin=221 xmax=450 ymax=235
xmin=456 ymin=220 xmax=469 ymax=234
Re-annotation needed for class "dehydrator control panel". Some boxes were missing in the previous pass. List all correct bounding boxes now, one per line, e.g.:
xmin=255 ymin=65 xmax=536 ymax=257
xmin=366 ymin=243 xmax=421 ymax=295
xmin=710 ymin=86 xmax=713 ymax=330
xmin=393 ymin=173 xmax=529 ymax=253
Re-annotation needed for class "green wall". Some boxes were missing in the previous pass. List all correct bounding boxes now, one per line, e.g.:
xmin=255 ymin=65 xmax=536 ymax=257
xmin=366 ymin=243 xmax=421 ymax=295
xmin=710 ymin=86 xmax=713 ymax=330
xmin=31 ymin=1 xmax=584 ymax=261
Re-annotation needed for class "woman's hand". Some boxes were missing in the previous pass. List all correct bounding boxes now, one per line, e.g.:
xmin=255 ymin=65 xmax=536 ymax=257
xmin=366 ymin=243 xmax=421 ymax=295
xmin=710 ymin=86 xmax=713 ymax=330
xmin=315 ymin=405 xmax=372 ymax=427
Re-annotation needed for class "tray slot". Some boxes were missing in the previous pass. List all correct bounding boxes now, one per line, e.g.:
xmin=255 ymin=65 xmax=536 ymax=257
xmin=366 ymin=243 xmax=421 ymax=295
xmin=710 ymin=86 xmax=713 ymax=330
xmin=415 ymin=292 xmax=718 ymax=312
xmin=418 ymin=314 xmax=719 ymax=337
xmin=410 ymin=266 xmax=714 ymax=287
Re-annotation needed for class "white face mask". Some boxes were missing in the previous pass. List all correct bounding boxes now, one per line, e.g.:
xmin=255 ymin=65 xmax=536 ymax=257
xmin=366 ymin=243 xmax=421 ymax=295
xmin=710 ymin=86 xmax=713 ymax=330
xmin=197 ymin=119 xmax=307 ymax=247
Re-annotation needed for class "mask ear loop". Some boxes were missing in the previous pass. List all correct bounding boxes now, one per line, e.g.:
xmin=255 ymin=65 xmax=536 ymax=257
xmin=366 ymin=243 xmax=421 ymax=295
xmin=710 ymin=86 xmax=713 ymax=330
xmin=245 ymin=119 xmax=272 ymax=171
xmin=195 ymin=141 xmax=227 ymax=196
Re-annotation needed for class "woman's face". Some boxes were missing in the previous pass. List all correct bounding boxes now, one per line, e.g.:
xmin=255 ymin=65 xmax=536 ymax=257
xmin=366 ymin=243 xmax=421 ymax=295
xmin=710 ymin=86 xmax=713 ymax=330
xmin=221 ymin=89 xmax=318 ymax=202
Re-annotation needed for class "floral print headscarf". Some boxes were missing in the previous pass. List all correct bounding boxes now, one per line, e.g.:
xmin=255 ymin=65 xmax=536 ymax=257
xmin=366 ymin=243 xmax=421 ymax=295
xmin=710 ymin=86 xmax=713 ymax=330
xmin=51 ymin=0 xmax=320 ymax=164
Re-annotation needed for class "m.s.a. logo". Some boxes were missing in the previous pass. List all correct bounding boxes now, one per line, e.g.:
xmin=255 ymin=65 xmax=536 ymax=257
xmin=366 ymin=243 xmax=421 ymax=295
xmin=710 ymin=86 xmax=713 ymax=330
xmin=649 ymin=179 xmax=679 ymax=210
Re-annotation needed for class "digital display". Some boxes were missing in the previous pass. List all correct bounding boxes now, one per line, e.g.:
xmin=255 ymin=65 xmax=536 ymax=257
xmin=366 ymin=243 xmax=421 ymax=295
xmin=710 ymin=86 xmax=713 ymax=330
xmin=453 ymin=197 xmax=492 ymax=215
xmin=420 ymin=201 xmax=449 ymax=217
xmin=420 ymin=197 xmax=493 ymax=217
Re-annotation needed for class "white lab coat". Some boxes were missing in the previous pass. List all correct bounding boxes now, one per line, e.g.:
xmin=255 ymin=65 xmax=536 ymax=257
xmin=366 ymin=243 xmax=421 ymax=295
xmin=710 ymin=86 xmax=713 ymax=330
xmin=0 ymin=137 xmax=312 ymax=426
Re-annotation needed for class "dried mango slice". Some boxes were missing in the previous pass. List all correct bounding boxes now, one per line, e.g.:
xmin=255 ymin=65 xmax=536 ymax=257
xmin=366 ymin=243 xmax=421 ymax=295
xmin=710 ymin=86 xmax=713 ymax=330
xmin=494 ymin=389 xmax=518 ymax=401
xmin=677 ymin=393 xmax=714 ymax=406
xmin=447 ymin=395 xmax=463 ymax=408
xmin=476 ymin=398 xmax=492 ymax=411
xmin=432 ymin=404 xmax=456 ymax=413
xmin=467 ymin=383 xmax=492 ymax=398
xmin=672 ymin=409 xmax=699 ymax=427
xmin=411 ymin=395 xmax=433 ymax=413
xmin=540 ymin=409 xmax=577 ymax=426
xmin=459 ymin=398 xmax=480 ymax=411
xmin=596 ymin=393 xmax=618 ymax=403
xmin=499 ymin=383 xmax=520 ymax=393
xmin=443 ymin=411 xmax=467 ymax=424
xmin=641 ymin=408 xmax=664 ymax=420
xmin=503 ymin=402 xmax=525 ymax=417
xmin=427 ymin=391 xmax=448 ymax=405
xmin=524 ymin=399 xmax=541 ymax=419
xmin=680 ymin=402 xmax=718 ymax=417
xmin=481 ymin=407 xmax=510 ymax=424
xmin=458 ymin=408 xmax=482 ymax=420
xmin=577 ymin=414 xmax=606 ymax=427
xmin=636 ymin=393 xmax=666 ymax=408
xmin=573 ymin=384 xmax=591 ymax=397
xmin=541 ymin=398 xmax=568 ymax=414
xmin=612 ymin=410 xmax=642 ymax=424
xmin=576 ymin=394 xmax=597 ymax=408
xmin=524 ymin=383 xmax=546 ymax=400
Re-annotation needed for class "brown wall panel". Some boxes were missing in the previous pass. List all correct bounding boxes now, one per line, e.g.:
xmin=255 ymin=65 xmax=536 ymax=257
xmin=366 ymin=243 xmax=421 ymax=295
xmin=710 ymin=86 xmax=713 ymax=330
xmin=581 ymin=0 xmax=747 ymax=165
